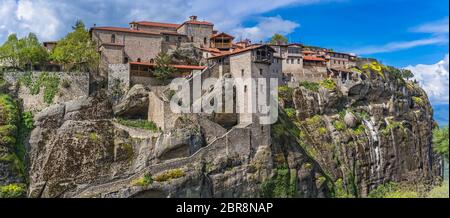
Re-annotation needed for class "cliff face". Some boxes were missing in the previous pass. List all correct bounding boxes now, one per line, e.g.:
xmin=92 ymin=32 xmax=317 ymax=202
xmin=279 ymin=63 xmax=441 ymax=197
xmin=1 ymin=61 xmax=442 ymax=198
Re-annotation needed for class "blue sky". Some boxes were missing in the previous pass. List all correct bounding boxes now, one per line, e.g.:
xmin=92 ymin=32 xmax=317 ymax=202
xmin=0 ymin=0 xmax=448 ymax=124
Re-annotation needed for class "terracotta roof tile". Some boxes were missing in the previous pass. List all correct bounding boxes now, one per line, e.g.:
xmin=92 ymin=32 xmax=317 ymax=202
xmin=130 ymin=21 xmax=180 ymax=28
xmin=91 ymin=27 xmax=161 ymax=36
xmin=303 ymin=56 xmax=326 ymax=61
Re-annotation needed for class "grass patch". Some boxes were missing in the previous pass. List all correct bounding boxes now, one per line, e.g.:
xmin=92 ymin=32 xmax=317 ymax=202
xmin=412 ymin=96 xmax=424 ymax=106
xmin=299 ymin=81 xmax=319 ymax=92
xmin=131 ymin=173 xmax=153 ymax=186
xmin=153 ymin=168 xmax=185 ymax=182
xmin=116 ymin=118 xmax=159 ymax=132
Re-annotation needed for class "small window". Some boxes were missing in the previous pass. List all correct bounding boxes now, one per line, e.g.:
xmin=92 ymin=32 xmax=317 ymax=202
xmin=150 ymin=59 xmax=154 ymax=64
xmin=297 ymin=59 xmax=300 ymax=64
xmin=241 ymin=69 xmax=244 ymax=77
xmin=244 ymin=85 xmax=247 ymax=93
xmin=191 ymin=36 xmax=194 ymax=42
xmin=137 ymin=58 xmax=141 ymax=62
xmin=123 ymin=57 xmax=129 ymax=64
xmin=291 ymin=59 xmax=294 ymax=64
xmin=165 ymin=35 xmax=170 ymax=42
xmin=111 ymin=34 xmax=116 ymax=43
xmin=178 ymin=36 xmax=182 ymax=42
xmin=259 ymin=69 xmax=263 ymax=75
xmin=204 ymin=37 xmax=207 ymax=45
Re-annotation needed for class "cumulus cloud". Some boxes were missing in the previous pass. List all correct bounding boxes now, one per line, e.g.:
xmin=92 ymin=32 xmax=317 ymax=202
xmin=0 ymin=0 xmax=333 ymax=43
xmin=405 ymin=54 xmax=449 ymax=104
xmin=231 ymin=16 xmax=300 ymax=42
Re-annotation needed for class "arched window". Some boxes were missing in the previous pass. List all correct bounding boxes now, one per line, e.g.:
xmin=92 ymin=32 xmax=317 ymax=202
xmin=204 ymin=37 xmax=207 ymax=45
xmin=137 ymin=58 xmax=141 ymax=62
xmin=123 ymin=57 xmax=129 ymax=64
xmin=191 ymin=36 xmax=194 ymax=42
xmin=150 ymin=59 xmax=154 ymax=64
xmin=111 ymin=34 xmax=116 ymax=43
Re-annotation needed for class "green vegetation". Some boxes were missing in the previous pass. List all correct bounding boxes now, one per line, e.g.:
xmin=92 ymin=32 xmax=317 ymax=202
xmin=284 ymin=108 xmax=296 ymax=119
xmin=50 ymin=20 xmax=99 ymax=72
xmin=368 ymin=182 xmax=448 ymax=198
xmin=21 ymin=111 xmax=34 ymax=130
xmin=0 ymin=33 xmax=48 ymax=70
xmin=412 ymin=96 xmax=424 ymax=106
xmin=433 ymin=126 xmax=449 ymax=162
xmin=333 ymin=120 xmax=346 ymax=131
xmin=268 ymin=34 xmax=288 ymax=45
xmin=131 ymin=173 xmax=153 ymax=186
xmin=299 ymin=81 xmax=320 ymax=92
xmin=89 ymin=132 xmax=100 ymax=143
xmin=305 ymin=115 xmax=323 ymax=126
xmin=319 ymin=79 xmax=336 ymax=90
xmin=333 ymin=178 xmax=355 ymax=198
xmin=0 ymin=183 xmax=26 ymax=198
xmin=278 ymin=85 xmax=294 ymax=101
xmin=153 ymin=52 xmax=177 ymax=81
xmin=352 ymin=124 xmax=366 ymax=135
xmin=380 ymin=120 xmax=403 ymax=136
xmin=427 ymin=182 xmax=449 ymax=198
xmin=0 ymin=94 xmax=28 ymax=182
xmin=153 ymin=168 xmax=185 ymax=182
xmin=116 ymin=118 xmax=159 ymax=132
xmin=19 ymin=72 xmax=60 ymax=104
xmin=261 ymin=168 xmax=297 ymax=198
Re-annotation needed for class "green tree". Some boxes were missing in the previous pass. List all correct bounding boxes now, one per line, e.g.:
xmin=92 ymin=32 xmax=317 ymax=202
xmin=269 ymin=34 xmax=288 ymax=45
xmin=433 ymin=126 xmax=449 ymax=162
xmin=401 ymin=69 xmax=414 ymax=80
xmin=50 ymin=20 xmax=99 ymax=72
xmin=0 ymin=33 xmax=48 ymax=70
xmin=153 ymin=52 xmax=177 ymax=81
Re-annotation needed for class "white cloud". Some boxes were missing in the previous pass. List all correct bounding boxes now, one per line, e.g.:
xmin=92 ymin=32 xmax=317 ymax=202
xmin=231 ymin=16 xmax=300 ymax=42
xmin=0 ymin=0 xmax=333 ymax=43
xmin=351 ymin=17 xmax=449 ymax=55
xmin=410 ymin=17 xmax=449 ymax=34
xmin=405 ymin=54 xmax=449 ymax=104
xmin=352 ymin=36 xmax=448 ymax=55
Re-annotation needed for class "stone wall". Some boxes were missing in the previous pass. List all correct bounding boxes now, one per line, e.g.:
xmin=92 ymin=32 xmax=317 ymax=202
xmin=3 ymin=71 xmax=89 ymax=113
xmin=177 ymin=24 xmax=213 ymax=48
xmin=108 ymin=64 xmax=130 ymax=94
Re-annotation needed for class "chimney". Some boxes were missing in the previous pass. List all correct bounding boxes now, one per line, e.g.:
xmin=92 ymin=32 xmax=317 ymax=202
xmin=189 ymin=15 xmax=198 ymax=21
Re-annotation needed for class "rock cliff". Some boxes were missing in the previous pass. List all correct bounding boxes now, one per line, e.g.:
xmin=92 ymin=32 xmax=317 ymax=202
xmin=0 ymin=61 xmax=443 ymax=198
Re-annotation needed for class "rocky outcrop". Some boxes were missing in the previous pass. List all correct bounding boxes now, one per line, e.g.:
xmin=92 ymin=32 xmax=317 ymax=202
xmin=113 ymin=84 xmax=150 ymax=119
xmin=284 ymin=67 xmax=441 ymax=197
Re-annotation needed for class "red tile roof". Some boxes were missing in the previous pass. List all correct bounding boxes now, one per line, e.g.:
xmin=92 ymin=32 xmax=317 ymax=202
xmin=91 ymin=27 xmax=161 ymax=36
xmin=208 ymin=44 xmax=265 ymax=59
xmin=302 ymin=51 xmax=316 ymax=54
xmin=210 ymin=32 xmax=235 ymax=39
xmin=182 ymin=20 xmax=214 ymax=26
xmin=130 ymin=21 xmax=180 ymax=28
xmin=129 ymin=62 xmax=207 ymax=70
xmin=303 ymin=56 xmax=326 ymax=61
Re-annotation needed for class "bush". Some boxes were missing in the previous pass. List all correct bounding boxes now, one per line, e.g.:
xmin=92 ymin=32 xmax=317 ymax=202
xmin=261 ymin=168 xmax=297 ymax=198
xmin=299 ymin=81 xmax=319 ymax=92
xmin=131 ymin=173 xmax=153 ymax=186
xmin=333 ymin=120 xmax=346 ymax=131
xmin=21 ymin=111 xmax=34 ymax=130
xmin=412 ymin=96 xmax=424 ymax=106
xmin=153 ymin=169 xmax=185 ymax=182
xmin=278 ymin=86 xmax=294 ymax=101
xmin=319 ymin=79 xmax=336 ymax=90
xmin=0 ymin=183 xmax=26 ymax=198
xmin=116 ymin=118 xmax=159 ymax=132
xmin=284 ymin=108 xmax=296 ymax=119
